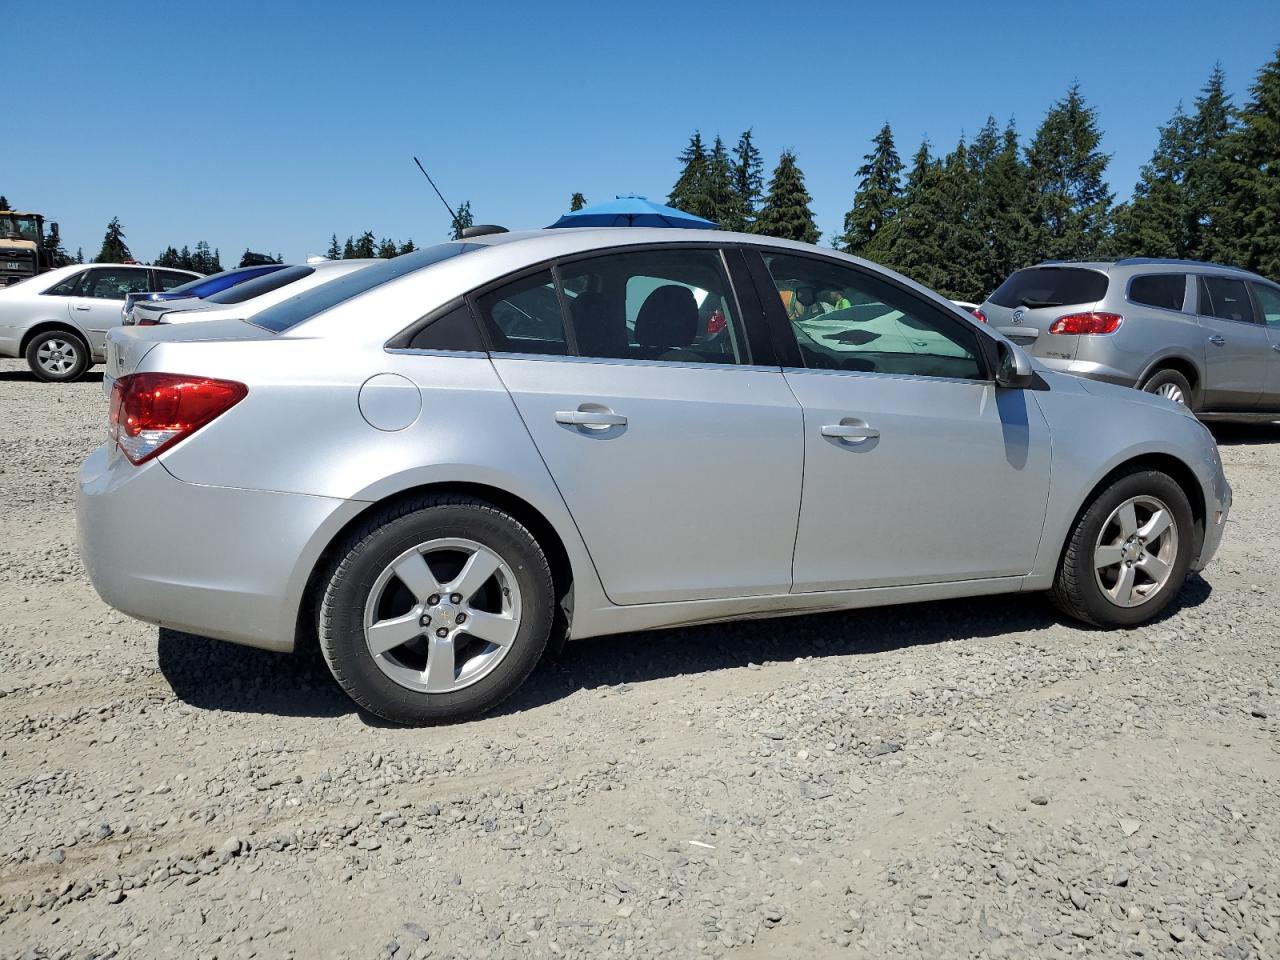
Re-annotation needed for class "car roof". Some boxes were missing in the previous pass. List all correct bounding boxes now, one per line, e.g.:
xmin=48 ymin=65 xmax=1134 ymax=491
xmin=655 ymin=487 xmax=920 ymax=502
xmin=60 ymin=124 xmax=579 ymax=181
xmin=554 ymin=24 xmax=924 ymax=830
xmin=1033 ymin=257 xmax=1265 ymax=280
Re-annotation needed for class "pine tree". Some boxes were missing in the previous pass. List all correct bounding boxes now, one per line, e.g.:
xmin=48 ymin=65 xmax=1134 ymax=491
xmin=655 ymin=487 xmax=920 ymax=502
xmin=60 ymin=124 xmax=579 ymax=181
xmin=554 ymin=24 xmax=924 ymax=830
xmin=838 ymin=122 xmax=904 ymax=255
xmin=1025 ymin=84 xmax=1113 ymax=261
xmin=75 ymin=247 xmax=83 ymax=264
xmin=703 ymin=136 xmax=741 ymax=229
xmin=377 ymin=237 xmax=398 ymax=258
xmin=450 ymin=202 xmax=473 ymax=239
xmin=155 ymin=246 xmax=182 ymax=268
xmin=974 ymin=120 xmax=1038 ymax=294
xmin=1108 ymin=104 xmax=1195 ymax=258
xmin=569 ymin=192 xmax=587 ymax=211
xmin=398 ymin=239 xmax=416 ymax=255
xmin=876 ymin=140 xmax=937 ymax=279
xmin=1216 ymin=47 xmax=1280 ymax=277
xmin=668 ymin=132 xmax=709 ymax=217
xmin=95 ymin=217 xmax=132 ymax=263
xmin=754 ymin=150 xmax=820 ymax=244
xmin=1187 ymin=64 xmax=1237 ymax=258
xmin=354 ymin=231 xmax=377 ymax=257
xmin=325 ymin=234 xmax=342 ymax=259
xmin=0 ymin=195 xmax=9 ymax=210
xmin=733 ymin=129 xmax=765 ymax=230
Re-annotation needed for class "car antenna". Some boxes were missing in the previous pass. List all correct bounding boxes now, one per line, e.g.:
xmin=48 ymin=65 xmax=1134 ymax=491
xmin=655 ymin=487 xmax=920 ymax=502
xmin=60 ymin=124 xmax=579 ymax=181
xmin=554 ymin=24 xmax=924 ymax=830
xmin=412 ymin=156 xmax=459 ymax=225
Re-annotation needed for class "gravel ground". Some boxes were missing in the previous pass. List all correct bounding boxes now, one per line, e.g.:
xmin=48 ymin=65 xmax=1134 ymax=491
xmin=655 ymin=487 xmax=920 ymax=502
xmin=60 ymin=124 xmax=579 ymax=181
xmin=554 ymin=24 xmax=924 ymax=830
xmin=1 ymin=355 xmax=1278 ymax=960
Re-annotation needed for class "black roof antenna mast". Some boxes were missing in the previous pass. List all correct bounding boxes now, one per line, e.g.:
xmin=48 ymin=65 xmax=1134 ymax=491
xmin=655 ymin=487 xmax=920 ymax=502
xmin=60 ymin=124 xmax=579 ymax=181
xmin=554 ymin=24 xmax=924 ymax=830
xmin=412 ymin=156 xmax=459 ymax=225
xmin=411 ymin=157 xmax=508 ymax=239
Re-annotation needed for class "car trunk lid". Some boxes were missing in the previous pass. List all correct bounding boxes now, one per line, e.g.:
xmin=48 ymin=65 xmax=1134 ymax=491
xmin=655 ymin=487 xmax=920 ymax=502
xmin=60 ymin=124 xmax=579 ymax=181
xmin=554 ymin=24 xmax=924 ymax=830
xmin=981 ymin=265 xmax=1110 ymax=363
xmin=105 ymin=319 xmax=276 ymax=380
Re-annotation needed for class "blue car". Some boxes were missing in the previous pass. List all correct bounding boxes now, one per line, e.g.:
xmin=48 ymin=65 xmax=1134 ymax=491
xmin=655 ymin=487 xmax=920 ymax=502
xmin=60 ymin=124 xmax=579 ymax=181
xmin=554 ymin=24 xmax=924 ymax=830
xmin=121 ymin=264 xmax=289 ymax=325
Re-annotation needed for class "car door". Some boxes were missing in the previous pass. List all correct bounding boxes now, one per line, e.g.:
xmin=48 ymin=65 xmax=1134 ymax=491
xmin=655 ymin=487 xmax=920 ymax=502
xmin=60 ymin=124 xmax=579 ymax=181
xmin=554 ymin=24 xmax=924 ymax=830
xmin=1250 ymin=281 xmax=1280 ymax=410
xmin=749 ymin=249 xmax=1052 ymax=592
xmin=64 ymin=266 xmax=153 ymax=357
xmin=1194 ymin=274 xmax=1268 ymax=410
xmin=480 ymin=247 xmax=804 ymax=605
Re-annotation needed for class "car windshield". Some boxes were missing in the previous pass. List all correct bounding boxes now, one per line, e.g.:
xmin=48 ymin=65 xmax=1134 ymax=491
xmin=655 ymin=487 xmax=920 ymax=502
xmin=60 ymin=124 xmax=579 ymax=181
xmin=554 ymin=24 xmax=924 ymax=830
xmin=250 ymin=243 xmax=482 ymax=333
xmin=989 ymin=267 xmax=1108 ymax=308
xmin=1 ymin=215 xmax=41 ymax=241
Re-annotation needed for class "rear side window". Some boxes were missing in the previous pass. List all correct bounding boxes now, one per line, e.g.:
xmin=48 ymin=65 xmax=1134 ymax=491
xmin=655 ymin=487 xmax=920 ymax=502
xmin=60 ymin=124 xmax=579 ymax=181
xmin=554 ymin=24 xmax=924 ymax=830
xmin=1128 ymin=274 xmax=1186 ymax=311
xmin=251 ymin=243 xmax=480 ymax=333
xmin=155 ymin=270 xmax=195 ymax=291
xmin=208 ymin=265 xmax=315 ymax=305
xmin=407 ymin=301 xmax=485 ymax=351
xmin=1197 ymin=276 xmax=1256 ymax=324
xmin=44 ymin=271 xmax=86 ymax=296
xmin=475 ymin=270 xmax=569 ymax=355
xmin=989 ymin=267 xmax=1108 ymax=308
xmin=1253 ymin=283 xmax=1280 ymax=327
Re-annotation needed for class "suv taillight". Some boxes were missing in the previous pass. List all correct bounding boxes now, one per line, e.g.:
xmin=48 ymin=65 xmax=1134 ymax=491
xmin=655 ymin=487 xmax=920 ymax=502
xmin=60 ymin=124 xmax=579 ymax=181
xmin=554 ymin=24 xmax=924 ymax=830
xmin=109 ymin=373 xmax=247 ymax=464
xmin=1049 ymin=312 xmax=1122 ymax=335
xmin=972 ymin=308 xmax=987 ymax=323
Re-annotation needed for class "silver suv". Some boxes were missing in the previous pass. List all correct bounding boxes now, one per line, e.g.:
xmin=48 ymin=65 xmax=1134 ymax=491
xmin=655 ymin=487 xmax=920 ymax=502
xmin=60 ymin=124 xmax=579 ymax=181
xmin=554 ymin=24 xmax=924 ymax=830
xmin=978 ymin=259 xmax=1280 ymax=418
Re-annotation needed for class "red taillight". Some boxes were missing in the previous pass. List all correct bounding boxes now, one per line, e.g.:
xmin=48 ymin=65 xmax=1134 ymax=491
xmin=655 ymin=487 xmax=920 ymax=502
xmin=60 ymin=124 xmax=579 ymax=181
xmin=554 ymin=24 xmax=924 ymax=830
xmin=108 ymin=373 xmax=247 ymax=464
xmin=1049 ymin=312 xmax=1122 ymax=335
xmin=137 ymin=319 xmax=159 ymax=327
xmin=706 ymin=308 xmax=726 ymax=336
xmin=972 ymin=308 xmax=987 ymax=323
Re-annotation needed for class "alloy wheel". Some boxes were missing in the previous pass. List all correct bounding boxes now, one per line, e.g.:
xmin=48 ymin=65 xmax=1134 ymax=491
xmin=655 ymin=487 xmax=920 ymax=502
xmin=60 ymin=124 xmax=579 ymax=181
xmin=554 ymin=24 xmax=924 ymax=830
xmin=362 ymin=538 xmax=521 ymax=694
xmin=1154 ymin=382 xmax=1186 ymax=405
xmin=1093 ymin=495 xmax=1179 ymax=608
xmin=36 ymin=338 xmax=79 ymax=377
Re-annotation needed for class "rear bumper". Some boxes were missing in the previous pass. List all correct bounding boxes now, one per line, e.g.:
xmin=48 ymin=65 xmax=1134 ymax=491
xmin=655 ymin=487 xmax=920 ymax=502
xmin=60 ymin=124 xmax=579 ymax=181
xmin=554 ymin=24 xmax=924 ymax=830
xmin=77 ymin=443 xmax=363 ymax=652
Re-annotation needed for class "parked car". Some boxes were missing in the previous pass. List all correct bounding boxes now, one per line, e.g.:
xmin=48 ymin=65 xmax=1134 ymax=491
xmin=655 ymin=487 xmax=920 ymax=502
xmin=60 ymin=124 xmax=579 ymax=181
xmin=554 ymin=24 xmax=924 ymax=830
xmin=79 ymin=230 xmax=1230 ymax=724
xmin=976 ymin=258 xmax=1280 ymax=418
xmin=122 ymin=263 xmax=290 ymax=326
xmin=0 ymin=263 xmax=201 ymax=381
xmin=128 ymin=260 xmax=376 ymax=327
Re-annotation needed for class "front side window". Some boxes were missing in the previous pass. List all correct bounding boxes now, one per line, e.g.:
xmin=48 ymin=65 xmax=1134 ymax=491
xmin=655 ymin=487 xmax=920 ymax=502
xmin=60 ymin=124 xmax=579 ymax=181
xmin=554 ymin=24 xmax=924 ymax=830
xmin=559 ymin=248 xmax=746 ymax=364
xmin=764 ymin=253 xmax=984 ymax=380
xmin=1129 ymin=274 xmax=1186 ymax=311
xmin=475 ymin=270 xmax=569 ymax=355
xmin=1198 ymin=276 xmax=1255 ymax=324
xmin=1251 ymin=283 xmax=1280 ymax=327
xmin=80 ymin=267 xmax=151 ymax=300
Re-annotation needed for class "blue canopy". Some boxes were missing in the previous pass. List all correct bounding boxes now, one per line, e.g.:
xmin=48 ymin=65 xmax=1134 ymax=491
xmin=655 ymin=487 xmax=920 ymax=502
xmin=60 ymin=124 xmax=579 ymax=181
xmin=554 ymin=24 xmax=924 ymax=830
xmin=547 ymin=194 xmax=717 ymax=229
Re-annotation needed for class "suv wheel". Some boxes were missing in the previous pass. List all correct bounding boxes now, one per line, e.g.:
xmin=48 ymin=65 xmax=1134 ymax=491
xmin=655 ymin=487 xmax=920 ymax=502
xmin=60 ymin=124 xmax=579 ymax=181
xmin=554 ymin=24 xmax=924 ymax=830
xmin=319 ymin=495 xmax=554 ymax=724
xmin=1142 ymin=369 xmax=1193 ymax=408
xmin=1050 ymin=468 xmax=1194 ymax=627
xmin=25 ymin=329 xmax=91 ymax=382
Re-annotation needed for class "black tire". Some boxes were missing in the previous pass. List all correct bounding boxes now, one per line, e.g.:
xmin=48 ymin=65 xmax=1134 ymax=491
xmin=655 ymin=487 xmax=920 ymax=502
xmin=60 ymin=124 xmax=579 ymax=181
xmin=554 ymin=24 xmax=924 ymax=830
xmin=1050 ymin=468 xmax=1194 ymax=627
xmin=319 ymin=495 xmax=554 ymax=724
xmin=1141 ymin=368 xmax=1194 ymax=410
xmin=24 ymin=328 xmax=92 ymax=383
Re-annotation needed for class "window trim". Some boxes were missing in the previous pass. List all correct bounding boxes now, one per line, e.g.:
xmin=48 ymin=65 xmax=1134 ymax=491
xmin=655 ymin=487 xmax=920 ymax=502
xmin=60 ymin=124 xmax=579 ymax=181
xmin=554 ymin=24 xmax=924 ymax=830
xmin=742 ymin=246 xmax=995 ymax=383
xmin=1195 ymin=274 xmax=1259 ymax=325
xmin=1124 ymin=272 xmax=1191 ymax=313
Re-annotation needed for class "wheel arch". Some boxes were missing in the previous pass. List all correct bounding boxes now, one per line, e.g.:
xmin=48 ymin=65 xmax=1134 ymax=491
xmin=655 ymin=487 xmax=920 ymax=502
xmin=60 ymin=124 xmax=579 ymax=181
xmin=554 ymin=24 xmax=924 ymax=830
xmin=293 ymin=481 xmax=577 ymax=657
xmin=1136 ymin=353 xmax=1201 ymax=396
xmin=19 ymin=318 xmax=92 ymax=357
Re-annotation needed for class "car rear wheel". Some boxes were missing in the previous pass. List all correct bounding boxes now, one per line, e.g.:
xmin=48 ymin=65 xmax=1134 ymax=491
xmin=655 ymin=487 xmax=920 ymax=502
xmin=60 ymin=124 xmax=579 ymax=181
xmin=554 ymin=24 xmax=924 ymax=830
xmin=319 ymin=495 xmax=554 ymax=724
xmin=1050 ymin=468 xmax=1194 ymax=627
xmin=25 ymin=329 xmax=91 ymax=383
xmin=1141 ymin=369 xmax=1193 ymax=409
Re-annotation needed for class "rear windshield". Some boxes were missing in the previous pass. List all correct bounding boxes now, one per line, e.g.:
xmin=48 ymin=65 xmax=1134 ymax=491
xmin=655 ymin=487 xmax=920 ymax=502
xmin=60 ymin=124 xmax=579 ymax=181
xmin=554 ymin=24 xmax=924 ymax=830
xmin=207 ymin=265 xmax=314 ymax=305
xmin=989 ymin=267 xmax=1108 ymax=309
xmin=170 ymin=264 xmax=287 ymax=298
xmin=250 ymin=243 xmax=481 ymax=333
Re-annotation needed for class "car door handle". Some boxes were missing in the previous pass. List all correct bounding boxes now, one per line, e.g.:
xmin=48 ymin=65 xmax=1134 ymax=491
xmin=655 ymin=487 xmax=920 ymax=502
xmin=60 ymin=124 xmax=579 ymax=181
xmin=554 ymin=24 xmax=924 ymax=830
xmin=1208 ymin=334 xmax=1226 ymax=345
xmin=821 ymin=423 xmax=880 ymax=441
xmin=73 ymin=305 xmax=91 ymax=311
xmin=555 ymin=409 xmax=627 ymax=428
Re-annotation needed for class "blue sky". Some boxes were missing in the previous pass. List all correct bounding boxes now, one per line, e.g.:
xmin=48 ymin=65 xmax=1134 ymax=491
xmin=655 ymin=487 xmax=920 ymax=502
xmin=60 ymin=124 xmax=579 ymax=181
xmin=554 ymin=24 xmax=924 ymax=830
xmin=12 ymin=0 xmax=1280 ymax=263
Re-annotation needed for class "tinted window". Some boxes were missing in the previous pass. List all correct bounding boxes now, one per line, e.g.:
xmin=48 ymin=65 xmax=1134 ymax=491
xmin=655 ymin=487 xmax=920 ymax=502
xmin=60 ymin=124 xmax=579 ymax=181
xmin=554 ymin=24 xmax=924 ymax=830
xmin=1251 ymin=283 xmax=1280 ymax=327
xmin=989 ymin=267 xmax=1108 ymax=308
xmin=156 ymin=270 xmax=195 ymax=291
xmin=1128 ymin=274 xmax=1186 ymax=311
xmin=80 ymin=267 xmax=151 ymax=300
xmin=44 ymin=271 xmax=86 ymax=296
xmin=1198 ymin=276 xmax=1255 ymax=323
xmin=408 ymin=301 xmax=485 ymax=351
xmin=251 ymin=243 xmax=479 ymax=333
xmin=558 ymin=249 xmax=746 ymax=364
xmin=476 ymin=270 xmax=568 ymax=355
xmin=764 ymin=253 xmax=984 ymax=379
xmin=208 ymin=264 xmax=315 ymax=305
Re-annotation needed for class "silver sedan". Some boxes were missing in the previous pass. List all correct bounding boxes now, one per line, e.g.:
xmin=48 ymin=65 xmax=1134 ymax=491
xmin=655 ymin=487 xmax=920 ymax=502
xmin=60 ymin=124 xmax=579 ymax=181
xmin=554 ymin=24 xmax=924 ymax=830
xmin=78 ymin=229 xmax=1232 ymax=724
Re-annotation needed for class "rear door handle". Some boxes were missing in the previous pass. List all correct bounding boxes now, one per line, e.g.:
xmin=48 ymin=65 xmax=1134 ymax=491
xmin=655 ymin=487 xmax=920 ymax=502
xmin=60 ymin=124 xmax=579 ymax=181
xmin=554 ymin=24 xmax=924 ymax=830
xmin=821 ymin=423 xmax=880 ymax=441
xmin=73 ymin=305 xmax=91 ymax=311
xmin=1208 ymin=334 xmax=1226 ymax=345
xmin=555 ymin=409 xmax=627 ymax=428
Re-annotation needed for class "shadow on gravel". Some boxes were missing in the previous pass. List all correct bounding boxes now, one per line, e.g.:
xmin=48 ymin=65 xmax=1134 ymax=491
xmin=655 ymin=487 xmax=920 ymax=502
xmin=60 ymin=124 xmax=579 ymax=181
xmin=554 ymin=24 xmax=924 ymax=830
xmin=0 ymin=369 xmax=104 ymax=383
xmin=157 ymin=577 xmax=1212 ymax=722
xmin=1207 ymin=421 xmax=1280 ymax=446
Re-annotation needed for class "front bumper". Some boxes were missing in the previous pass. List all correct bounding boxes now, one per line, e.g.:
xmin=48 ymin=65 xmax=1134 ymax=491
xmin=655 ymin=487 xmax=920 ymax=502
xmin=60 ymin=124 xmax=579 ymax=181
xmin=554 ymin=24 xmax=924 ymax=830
xmin=77 ymin=443 xmax=362 ymax=652
xmin=1192 ymin=476 xmax=1231 ymax=572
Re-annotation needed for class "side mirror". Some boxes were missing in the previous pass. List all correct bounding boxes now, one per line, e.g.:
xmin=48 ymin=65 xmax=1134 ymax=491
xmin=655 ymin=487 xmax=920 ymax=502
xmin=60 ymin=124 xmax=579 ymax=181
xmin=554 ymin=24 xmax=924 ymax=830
xmin=995 ymin=340 xmax=1034 ymax=389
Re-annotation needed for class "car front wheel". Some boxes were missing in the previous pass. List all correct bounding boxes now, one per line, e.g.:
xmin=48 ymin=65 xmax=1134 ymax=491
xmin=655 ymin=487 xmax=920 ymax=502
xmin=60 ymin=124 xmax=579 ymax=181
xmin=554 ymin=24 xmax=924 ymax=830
xmin=1050 ymin=468 xmax=1194 ymax=627
xmin=25 ymin=329 xmax=91 ymax=382
xmin=319 ymin=495 xmax=555 ymax=724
